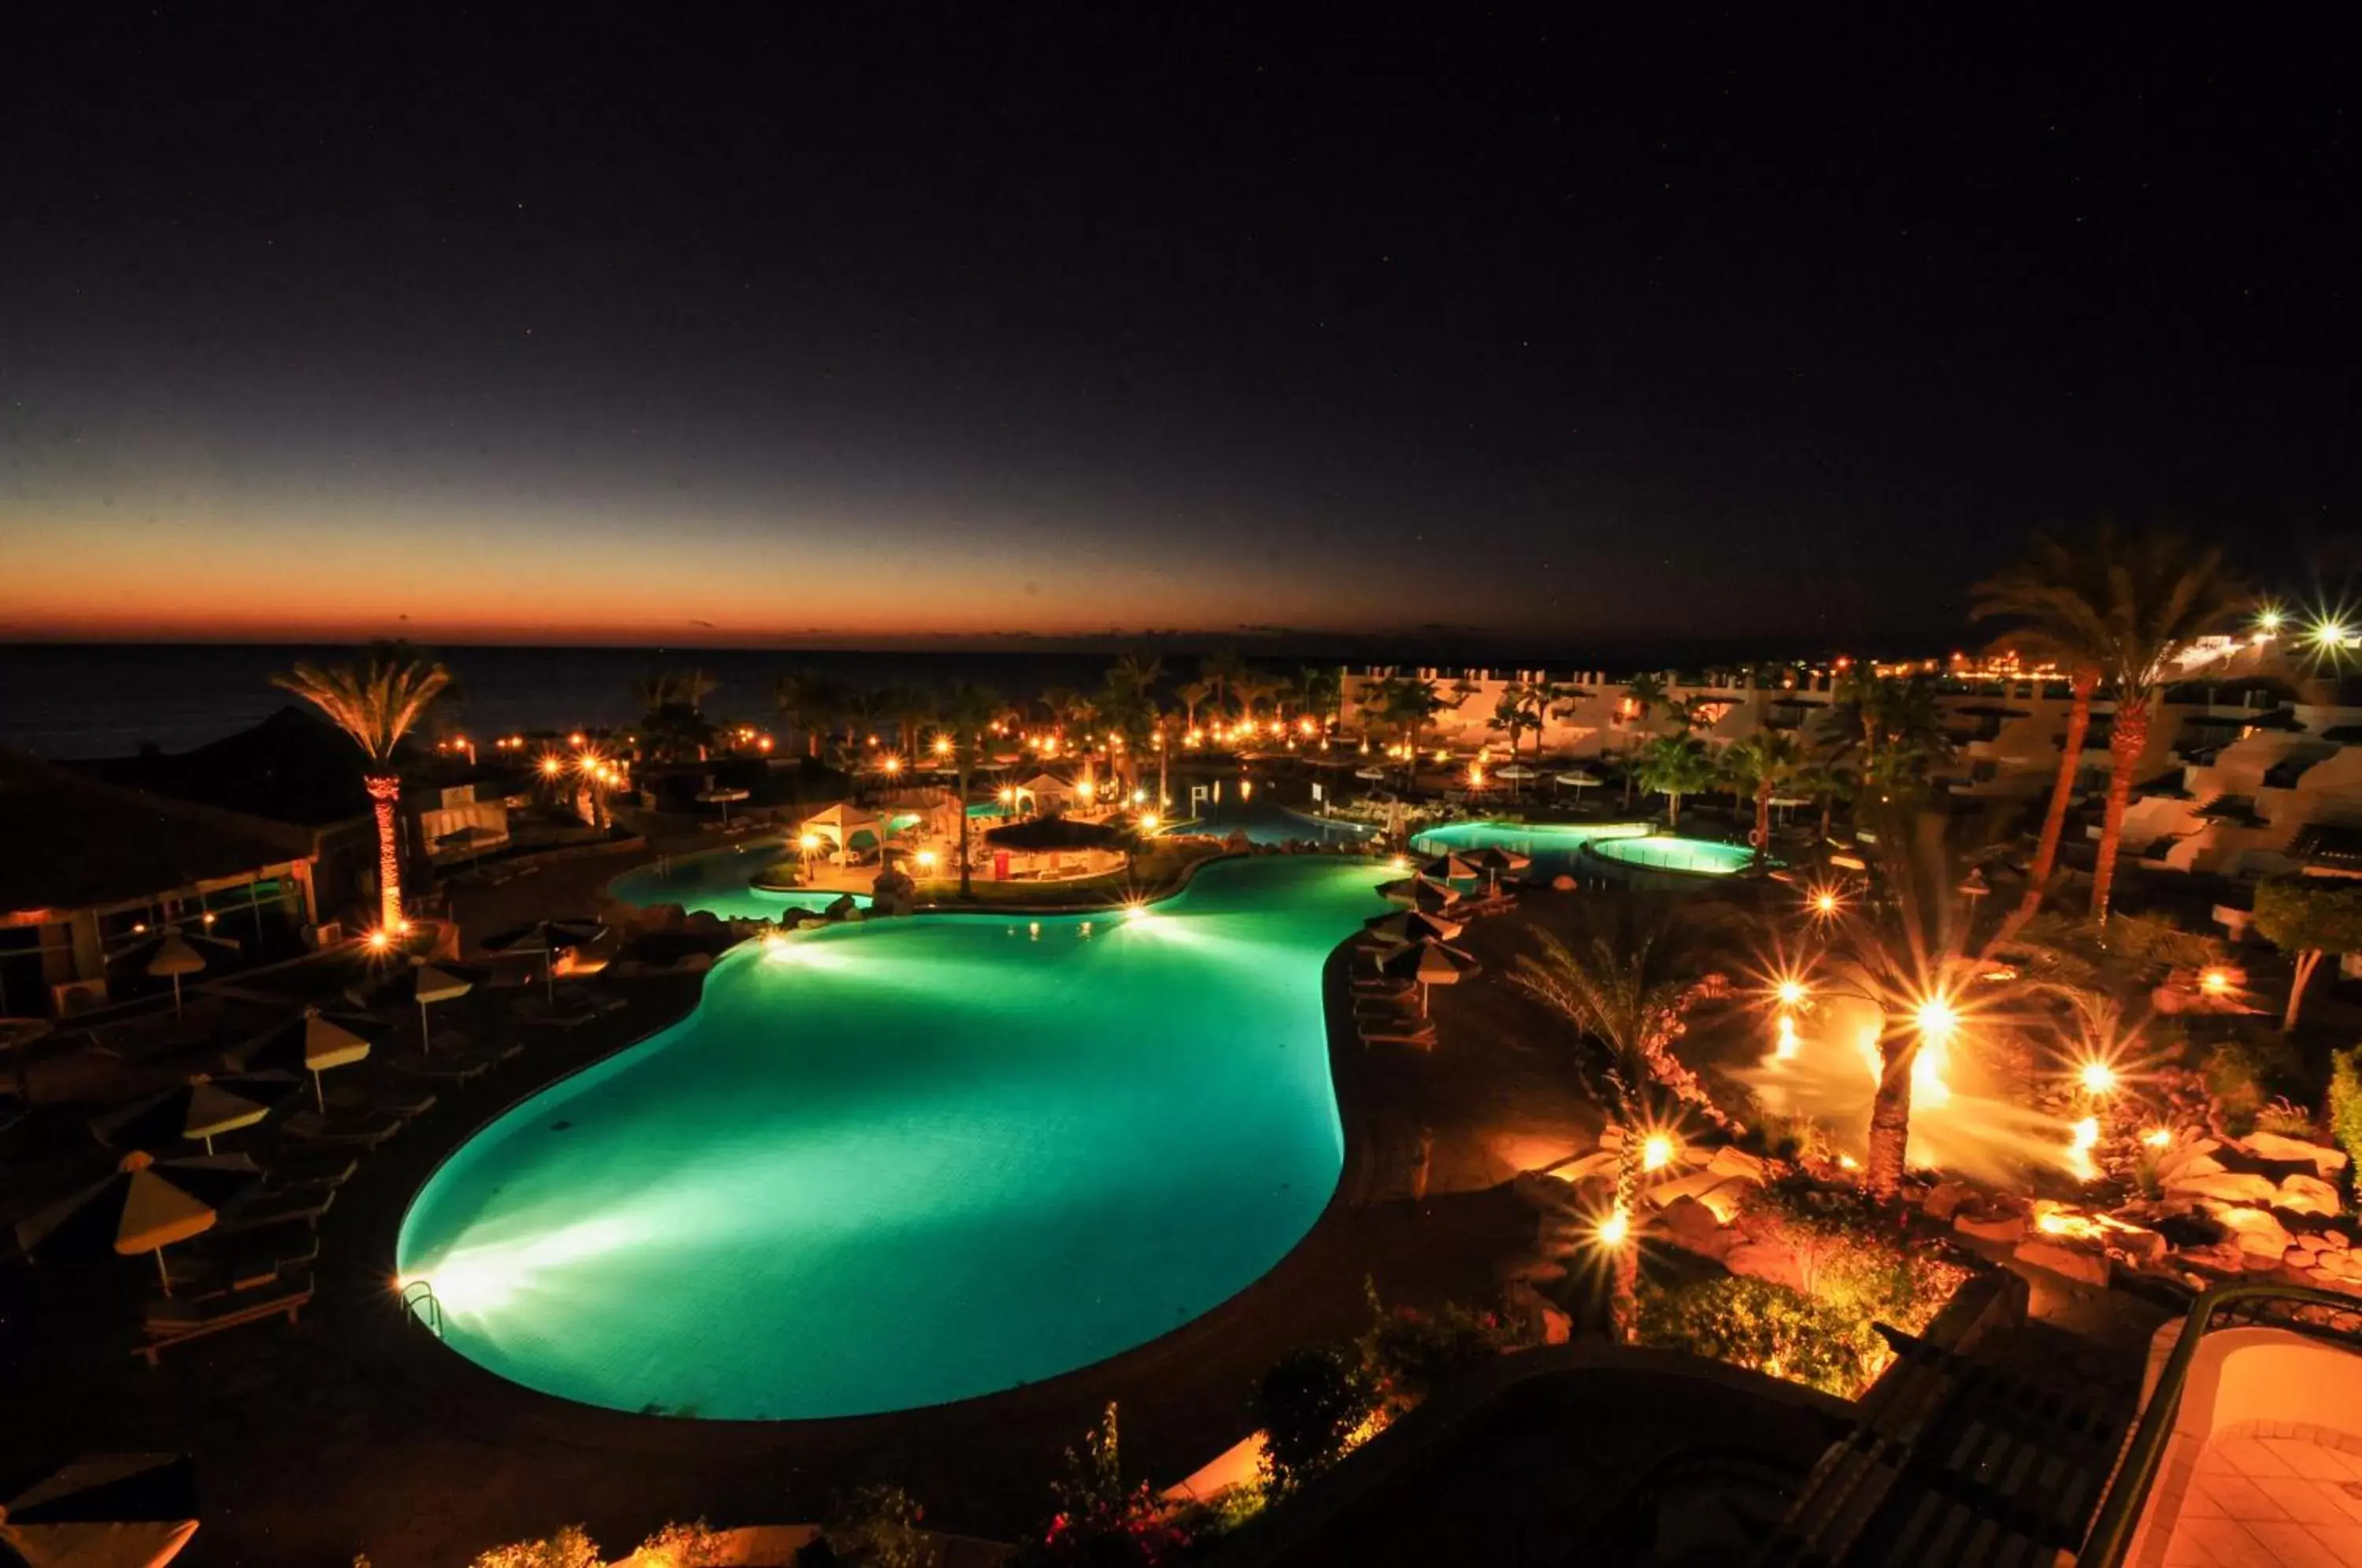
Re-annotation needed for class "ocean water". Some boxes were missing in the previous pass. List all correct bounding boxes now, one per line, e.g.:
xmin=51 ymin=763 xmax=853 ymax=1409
xmin=0 ymin=644 xmax=1142 ymax=760
xmin=394 ymin=855 xmax=1388 ymax=1418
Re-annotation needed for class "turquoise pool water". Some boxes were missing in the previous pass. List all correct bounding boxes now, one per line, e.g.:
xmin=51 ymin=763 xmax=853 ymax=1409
xmin=1163 ymin=800 xmax=1378 ymax=846
xmin=397 ymin=856 xmax=1390 ymax=1419
xmin=609 ymin=849 xmax=873 ymax=923
xmin=1410 ymin=819 xmax=1650 ymax=877
xmin=1587 ymin=834 xmax=1762 ymax=875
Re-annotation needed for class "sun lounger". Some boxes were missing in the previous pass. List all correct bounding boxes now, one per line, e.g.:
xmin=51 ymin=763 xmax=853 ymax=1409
xmin=257 ymin=1146 xmax=360 ymax=1189
xmin=392 ymin=1052 xmax=491 ymax=1082
xmin=283 ymin=1107 xmax=405 ymax=1147
xmin=136 ymin=1270 xmax=313 ymax=1365
xmin=512 ymin=995 xmax=597 ymax=1030
xmin=1360 ymin=1026 xmax=1437 ymax=1050
xmin=212 ymin=1186 xmax=333 ymax=1237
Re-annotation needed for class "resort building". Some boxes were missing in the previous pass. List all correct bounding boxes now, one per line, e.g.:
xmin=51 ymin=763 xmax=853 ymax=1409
xmin=0 ymin=753 xmax=319 ymax=1017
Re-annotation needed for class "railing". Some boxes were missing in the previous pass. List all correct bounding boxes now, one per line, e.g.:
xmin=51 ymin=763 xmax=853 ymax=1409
xmin=2079 ymin=1281 xmax=2362 ymax=1566
xmin=399 ymin=1278 xmax=445 ymax=1341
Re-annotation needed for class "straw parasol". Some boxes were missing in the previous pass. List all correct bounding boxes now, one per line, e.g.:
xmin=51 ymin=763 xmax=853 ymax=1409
xmin=91 ymin=1075 xmax=291 ymax=1156
xmin=228 ymin=1010 xmax=375 ymax=1109
xmin=1361 ymin=908 xmax=1464 ymax=945
xmin=113 ymin=929 xmax=237 ymax=1019
xmin=0 ymin=1452 xmax=200 ymax=1568
xmin=695 ymin=784 xmax=750 ymax=825
xmin=346 ymin=960 xmax=478 ymax=1054
xmin=1376 ymin=874 xmax=1462 ymax=912
xmin=480 ymin=919 xmax=607 ymax=1000
xmin=1353 ymin=766 xmax=1390 ymax=782
xmin=1553 ymin=769 xmax=1603 ymax=803
xmin=15 ymin=1150 xmax=260 ymax=1292
xmin=1417 ymin=853 xmax=1482 ymax=883
xmin=1374 ymin=937 xmax=1481 ymax=1014
xmin=1468 ymin=844 xmax=1530 ymax=895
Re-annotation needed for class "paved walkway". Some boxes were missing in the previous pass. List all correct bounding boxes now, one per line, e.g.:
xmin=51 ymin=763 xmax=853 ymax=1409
xmin=2150 ymin=1432 xmax=2362 ymax=1568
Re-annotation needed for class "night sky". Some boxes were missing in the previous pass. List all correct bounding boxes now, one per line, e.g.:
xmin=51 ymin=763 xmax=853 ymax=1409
xmin=3 ymin=9 xmax=2353 ymax=653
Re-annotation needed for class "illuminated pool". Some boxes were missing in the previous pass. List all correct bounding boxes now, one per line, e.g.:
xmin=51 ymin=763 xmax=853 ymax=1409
xmin=1586 ymin=834 xmax=1764 ymax=876
xmin=1409 ymin=819 xmax=1651 ymax=877
xmin=609 ymin=848 xmax=872 ymax=923
xmin=397 ymin=856 xmax=1389 ymax=1419
xmin=1162 ymin=800 xmax=1378 ymax=846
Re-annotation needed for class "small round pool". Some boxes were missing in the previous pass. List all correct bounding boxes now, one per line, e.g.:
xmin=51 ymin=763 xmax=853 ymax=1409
xmin=1586 ymin=834 xmax=1764 ymax=876
xmin=1410 ymin=819 xmax=1651 ymax=878
xmin=397 ymin=856 xmax=1389 ymax=1419
xmin=609 ymin=847 xmax=872 ymax=923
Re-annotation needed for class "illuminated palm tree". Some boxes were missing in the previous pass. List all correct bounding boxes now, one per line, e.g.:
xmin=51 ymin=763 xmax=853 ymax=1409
xmin=1512 ymin=897 xmax=1736 ymax=1340
xmin=940 ymin=681 xmax=1004 ymax=899
xmin=1176 ymin=681 xmax=1211 ymax=734
xmin=1980 ymin=524 xmax=2242 ymax=925
xmin=1722 ymin=728 xmax=1808 ymax=862
xmin=272 ymin=651 xmax=451 ymax=931
xmin=1197 ymin=650 xmax=1248 ymax=716
xmin=1295 ymin=666 xmax=1343 ymax=735
xmin=772 ymin=670 xmax=834 ymax=757
xmin=1619 ymin=672 xmax=1671 ymax=806
xmin=1636 ymin=733 xmax=1715 ymax=827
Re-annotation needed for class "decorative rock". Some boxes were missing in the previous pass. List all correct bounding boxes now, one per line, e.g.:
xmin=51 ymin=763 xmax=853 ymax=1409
xmin=1550 ymin=875 xmax=1577 ymax=892
xmin=2204 ymin=1204 xmax=2295 ymax=1259
xmin=2243 ymin=1133 xmax=2351 ymax=1178
xmin=2164 ymin=1170 xmax=2279 ymax=1204
xmin=1653 ymin=1196 xmax=1738 ymax=1260
xmin=2155 ymin=1138 xmax=2223 ymax=1181
xmin=1723 ymin=1240 xmax=1809 ymax=1294
xmin=2294 ymin=1232 xmax=2330 ymax=1255
xmin=2326 ymin=1230 xmax=2353 ymax=1251
xmin=1923 ymin=1182 xmax=1979 ymax=1222
xmin=1955 ymin=1211 xmax=2028 ymax=1246
xmin=2016 ymin=1239 xmax=2110 ymax=1289
xmin=1706 ymin=1145 xmax=1769 ymax=1183
xmin=2277 ymin=1174 xmax=2344 ymax=1217
xmin=2110 ymin=1227 xmax=2169 ymax=1266
xmin=2177 ymin=1240 xmax=2247 ymax=1274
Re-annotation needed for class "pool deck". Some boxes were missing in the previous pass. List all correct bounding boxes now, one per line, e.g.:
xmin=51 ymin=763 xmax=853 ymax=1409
xmin=0 ymin=839 xmax=1576 ymax=1566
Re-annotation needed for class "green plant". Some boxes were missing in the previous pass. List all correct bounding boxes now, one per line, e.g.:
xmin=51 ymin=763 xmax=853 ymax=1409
xmin=2201 ymin=1031 xmax=2305 ymax=1135
xmin=1745 ymin=1180 xmax=1970 ymax=1336
xmin=2330 ymin=1047 xmax=2362 ymax=1196
xmin=2253 ymin=1097 xmax=2319 ymax=1140
xmin=1636 ymin=1275 xmax=1885 ymax=1397
xmin=468 ymin=1526 xmax=602 ymax=1568
xmin=2253 ymin=878 xmax=2362 ymax=1031
xmin=635 ymin=1520 xmax=731 ymax=1567
xmin=1357 ymin=1285 xmax=1516 ymax=1414
xmin=798 ymin=1487 xmax=934 ymax=1568
xmin=1250 ymin=1347 xmax=1379 ymax=1496
xmin=1014 ymin=1403 xmax=1190 ymax=1567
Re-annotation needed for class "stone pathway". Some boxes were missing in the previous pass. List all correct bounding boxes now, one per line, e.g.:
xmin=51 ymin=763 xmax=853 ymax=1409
xmin=2149 ymin=1431 xmax=2362 ymax=1567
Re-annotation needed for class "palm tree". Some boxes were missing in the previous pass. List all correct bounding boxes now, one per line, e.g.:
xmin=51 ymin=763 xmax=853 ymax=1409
xmin=939 ymin=682 xmax=1004 ymax=899
xmin=1490 ymin=683 xmax=1542 ymax=794
xmin=1512 ymin=898 xmax=1737 ymax=1341
xmin=1826 ymin=671 xmax=1951 ymax=806
xmin=1619 ymin=673 xmax=1671 ymax=806
xmin=1980 ymin=524 xmax=2242 ymax=925
xmin=876 ymin=682 xmax=936 ymax=759
xmin=1198 ymin=650 xmax=1248 ymax=716
xmin=1109 ymin=653 xmax=1163 ymax=704
xmin=773 ymin=670 xmax=833 ymax=757
xmin=272 ymin=650 xmax=451 ymax=930
xmin=1295 ymin=666 xmax=1343 ymax=736
xmin=1232 ymin=671 xmax=1281 ymax=726
xmin=1722 ymin=728 xmax=1808 ymax=862
xmin=1792 ymin=757 xmax=1854 ymax=844
xmin=1376 ymin=676 xmax=1447 ymax=789
xmin=1636 ymin=733 xmax=1716 ymax=827
xmin=1175 ymin=681 xmax=1211 ymax=734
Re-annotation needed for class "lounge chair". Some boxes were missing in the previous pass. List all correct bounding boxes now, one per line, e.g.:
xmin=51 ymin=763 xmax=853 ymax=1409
xmin=257 ymin=1147 xmax=360 ymax=1190
xmin=1361 ymin=1026 xmax=1437 ymax=1050
xmin=513 ymin=995 xmax=597 ymax=1030
xmin=211 ymin=1186 xmax=333 ymax=1237
xmin=392 ymin=1052 xmax=491 ymax=1082
xmin=137 ymin=1270 xmax=313 ymax=1365
xmin=283 ymin=1108 xmax=404 ymax=1147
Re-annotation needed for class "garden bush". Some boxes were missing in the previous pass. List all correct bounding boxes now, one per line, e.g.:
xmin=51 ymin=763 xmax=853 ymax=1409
xmin=1635 ymin=1275 xmax=1884 ymax=1398
xmin=1357 ymin=1285 xmax=1516 ymax=1415
xmin=468 ymin=1527 xmax=602 ymax=1568
xmin=2331 ymin=1047 xmax=2362 ymax=1195
xmin=1744 ymin=1180 xmax=1970 ymax=1337
xmin=2200 ymin=1029 xmax=2305 ymax=1135
xmin=797 ymin=1488 xmax=933 ymax=1568
xmin=1250 ymin=1347 xmax=1379 ymax=1496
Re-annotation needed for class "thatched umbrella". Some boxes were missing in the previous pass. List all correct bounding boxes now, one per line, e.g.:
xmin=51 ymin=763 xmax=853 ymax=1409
xmin=481 ymin=919 xmax=608 ymax=1000
xmin=228 ymin=1010 xmax=375 ymax=1109
xmin=1417 ymin=852 xmax=1482 ymax=884
xmin=1376 ymin=874 xmax=1461 ymax=912
xmin=1468 ymin=844 xmax=1530 ymax=895
xmin=1362 ymin=908 xmax=1464 ymax=945
xmin=15 ymin=1151 xmax=260 ymax=1292
xmin=346 ymin=960 xmax=479 ymax=1054
xmin=1554 ymin=769 xmax=1603 ymax=804
xmin=113 ymin=930 xmax=236 ymax=1019
xmin=1374 ymin=937 xmax=1481 ymax=1015
xmin=695 ymin=785 xmax=750 ymax=825
xmin=0 ymin=1452 xmax=200 ymax=1568
xmin=91 ymin=1075 xmax=291 ymax=1156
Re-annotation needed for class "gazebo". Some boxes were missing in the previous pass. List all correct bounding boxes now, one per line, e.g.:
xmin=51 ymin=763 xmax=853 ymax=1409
xmin=798 ymin=803 xmax=882 ymax=860
xmin=1016 ymin=773 xmax=1077 ymax=814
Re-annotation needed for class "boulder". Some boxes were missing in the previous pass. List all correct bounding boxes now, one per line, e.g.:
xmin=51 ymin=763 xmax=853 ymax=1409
xmin=2015 ymin=1239 xmax=2110 ymax=1289
xmin=1955 ymin=1211 xmax=2028 ymax=1246
xmin=1653 ymin=1196 xmax=1739 ymax=1261
xmin=2175 ymin=1239 xmax=2249 ymax=1274
xmin=869 ymin=867 xmax=917 ymax=917
xmin=1706 ymin=1145 xmax=1769 ymax=1183
xmin=2243 ymin=1133 xmax=2350 ymax=1178
xmin=1923 ymin=1182 xmax=1980 ymax=1222
xmin=2326 ymin=1230 xmax=2353 ymax=1251
xmin=1723 ymin=1240 xmax=1809 ymax=1295
xmin=2204 ymin=1204 xmax=2295 ymax=1259
xmin=2277 ymin=1174 xmax=2344 ymax=1217
xmin=2154 ymin=1138 xmax=2223 ymax=1181
xmin=2163 ymin=1170 xmax=2279 ymax=1204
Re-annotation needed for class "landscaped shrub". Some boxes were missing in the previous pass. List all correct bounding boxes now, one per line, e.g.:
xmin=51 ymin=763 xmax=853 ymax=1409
xmin=2253 ymin=1097 xmax=2319 ymax=1140
xmin=2201 ymin=1030 xmax=2305 ymax=1135
xmin=635 ymin=1520 xmax=732 ymax=1567
xmin=2331 ymin=1047 xmax=2362 ymax=1196
xmin=796 ymin=1487 xmax=934 ymax=1568
xmin=1744 ymin=1180 xmax=1970 ymax=1337
xmin=1250 ymin=1347 xmax=1379 ymax=1496
xmin=1013 ymin=1403 xmax=1190 ymax=1568
xmin=1635 ymin=1275 xmax=1884 ymax=1398
xmin=1357 ymin=1285 xmax=1516 ymax=1415
xmin=468 ymin=1526 xmax=602 ymax=1568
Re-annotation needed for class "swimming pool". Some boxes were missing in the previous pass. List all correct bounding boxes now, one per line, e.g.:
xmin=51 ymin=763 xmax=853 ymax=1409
xmin=397 ymin=856 xmax=1390 ymax=1419
xmin=1586 ymin=834 xmax=1764 ymax=876
xmin=1409 ymin=819 xmax=1651 ymax=878
xmin=1162 ymin=799 xmax=1378 ymax=846
xmin=609 ymin=849 xmax=872 ymax=923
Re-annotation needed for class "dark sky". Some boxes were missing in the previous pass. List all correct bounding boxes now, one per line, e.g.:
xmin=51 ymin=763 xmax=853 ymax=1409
xmin=2 ymin=8 xmax=2353 ymax=653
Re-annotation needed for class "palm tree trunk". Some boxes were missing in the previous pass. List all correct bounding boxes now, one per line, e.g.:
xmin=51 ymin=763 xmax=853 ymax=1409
xmin=1753 ymin=779 xmax=1773 ymax=860
xmin=2285 ymin=949 xmax=2322 ymax=1033
xmin=1864 ymin=1030 xmax=1917 ymax=1199
xmin=957 ymin=762 xmax=974 ymax=898
xmin=2089 ymin=693 xmax=2151 ymax=926
xmin=365 ymin=774 xmax=403 ymax=930
xmin=2022 ymin=668 xmax=2097 ymax=912
xmin=1609 ymin=1133 xmax=1642 ymax=1343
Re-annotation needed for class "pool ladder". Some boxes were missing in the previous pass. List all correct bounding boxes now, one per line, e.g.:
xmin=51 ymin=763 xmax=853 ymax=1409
xmin=400 ymin=1278 xmax=445 ymax=1340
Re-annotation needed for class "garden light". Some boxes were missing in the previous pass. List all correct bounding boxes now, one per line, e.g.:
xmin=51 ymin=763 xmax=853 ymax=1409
xmin=1775 ymin=978 xmax=1807 ymax=1008
xmin=798 ymin=834 xmax=820 ymax=852
xmin=1640 ymin=1132 xmax=1675 ymax=1172
xmin=1913 ymin=993 xmax=1959 ymax=1046
xmin=1773 ymin=1013 xmax=1800 ymax=1061
xmin=2078 ymin=1059 xmax=2118 ymax=1096
xmin=1137 ymin=812 xmax=1160 ymax=830
xmin=2142 ymin=1127 xmax=2173 ymax=1148
xmin=366 ymin=928 xmax=393 ymax=952
xmin=1595 ymin=1207 xmax=1631 ymax=1249
xmin=2198 ymin=967 xmax=2233 ymax=997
